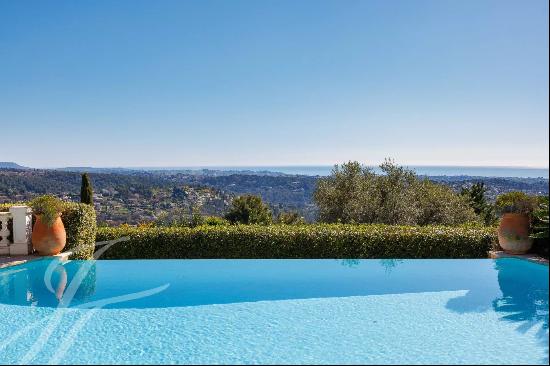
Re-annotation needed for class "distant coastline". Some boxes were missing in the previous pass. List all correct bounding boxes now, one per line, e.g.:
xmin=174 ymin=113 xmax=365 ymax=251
xmin=2 ymin=164 xmax=547 ymax=225
xmin=124 ymin=165 xmax=550 ymax=178
xmin=4 ymin=162 xmax=549 ymax=179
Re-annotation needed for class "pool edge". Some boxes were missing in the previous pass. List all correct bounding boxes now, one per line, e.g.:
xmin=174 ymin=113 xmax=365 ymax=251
xmin=0 ymin=251 xmax=73 ymax=269
xmin=489 ymin=250 xmax=549 ymax=266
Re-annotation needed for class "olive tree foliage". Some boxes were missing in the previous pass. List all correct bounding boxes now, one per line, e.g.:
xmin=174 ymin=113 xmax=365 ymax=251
xmin=314 ymin=160 xmax=477 ymax=225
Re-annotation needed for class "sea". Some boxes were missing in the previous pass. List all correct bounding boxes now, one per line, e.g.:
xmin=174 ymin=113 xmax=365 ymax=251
xmin=145 ymin=166 xmax=549 ymax=178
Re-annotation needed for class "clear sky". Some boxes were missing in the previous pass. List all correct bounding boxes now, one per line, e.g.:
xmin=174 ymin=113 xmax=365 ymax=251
xmin=0 ymin=0 xmax=548 ymax=168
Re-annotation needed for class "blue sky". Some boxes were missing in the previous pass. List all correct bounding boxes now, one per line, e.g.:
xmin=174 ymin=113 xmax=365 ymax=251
xmin=0 ymin=0 xmax=548 ymax=168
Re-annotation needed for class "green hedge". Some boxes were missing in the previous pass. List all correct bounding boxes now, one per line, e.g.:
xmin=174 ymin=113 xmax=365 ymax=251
xmin=61 ymin=202 xmax=97 ymax=259
xmin=0 ymin=202 xmax=97 ymax=259
xmin=96 ymin=224 xmax=497 ymax=259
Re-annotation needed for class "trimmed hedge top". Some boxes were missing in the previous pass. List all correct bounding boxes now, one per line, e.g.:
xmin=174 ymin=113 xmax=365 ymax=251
xmin=96 ymin=224 xmax=497 ymax=259
xmin=0 ymin=201 xmax=97 ymax=259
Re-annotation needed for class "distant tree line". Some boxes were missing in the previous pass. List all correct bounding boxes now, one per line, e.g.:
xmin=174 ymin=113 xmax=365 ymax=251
xmin=197 ymin=160 xmax=489 ymax=226
xmin=1 ymin=163 xmax=547 ymax=228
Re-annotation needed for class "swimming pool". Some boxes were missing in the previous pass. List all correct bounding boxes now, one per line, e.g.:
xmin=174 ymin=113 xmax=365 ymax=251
xmin=0 ymin=258 xmax=547 ymax=364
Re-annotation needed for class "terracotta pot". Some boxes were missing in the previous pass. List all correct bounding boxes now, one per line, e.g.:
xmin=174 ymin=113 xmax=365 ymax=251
xmin=32 ymin=215 xmax=66 ymax=256
xmin=497 ymin=213 xmax=532 ymax=254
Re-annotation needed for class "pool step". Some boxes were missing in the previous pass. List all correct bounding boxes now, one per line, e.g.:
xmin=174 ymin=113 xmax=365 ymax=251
xmin=489 ymin=250 xmax=548 ymax=266
xmin=0 ymin=251 xmax=73 ymax=269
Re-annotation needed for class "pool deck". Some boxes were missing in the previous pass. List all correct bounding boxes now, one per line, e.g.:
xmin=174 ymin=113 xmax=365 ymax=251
xmin=0 ymin=251 xmax=72 ymax=269
xmin=489 ymin=250 xmax=549 ymax=266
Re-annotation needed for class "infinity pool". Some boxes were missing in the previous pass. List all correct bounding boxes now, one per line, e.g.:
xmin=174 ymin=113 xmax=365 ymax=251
xmin=0 ymin=258 xmax=547 ymax=364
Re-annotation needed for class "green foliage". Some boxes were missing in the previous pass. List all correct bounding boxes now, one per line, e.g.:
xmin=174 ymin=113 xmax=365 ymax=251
xmin=225 ymin=194 xmax=272 ymax=225
xmin=531 ymin=196 xmax=549 ymax=240
xmin=96 ymin=224 xmax=496 ymax=259
xmin=29 ymin=195 xmax=64 ymax=227
xmin=314 ymin=161 xmax=371 ymax=223
xmin=203 ymin=216 xmax=229 ymax=226
xmin=530 ymin=196 xmax=549 ymax=258
xmin=190 ymin=206 xmax=204 ymax=227
xmin=154 ymin=207 xmax=192 ymax=227
xmin=80 ymin=173 xmax=94 ymax=205
xmin=154 ymin=206 xmax=229 ymax=228
xmin=276 ymin=211 xmax=306 ymax=225
xmin=0 ymin=201 xmax=96 ymax=259
xmin=2 ymin=168 xmax=547 ymax=226
xmin=460 ymin=182 xmax=496 ymax=225
xmin=495 ymin=191 xmax=538 ymax=215
xmin=414 ymin=180 xmax=477 ymax=225
xmin=61 ymin=202 xmax=97 ymax=259
xmin=314 ymin=159 xmax=477 ymax=225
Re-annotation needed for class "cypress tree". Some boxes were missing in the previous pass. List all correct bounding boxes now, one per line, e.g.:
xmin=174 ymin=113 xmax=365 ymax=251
xmin=80 ymin=173 xmax=94 ymax=205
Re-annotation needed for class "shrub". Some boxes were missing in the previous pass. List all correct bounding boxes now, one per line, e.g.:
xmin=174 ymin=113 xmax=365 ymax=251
xmin=460 ymin=182 xmax=497 ymax=225
xmin=0 ymin=201 xmax=97 ymax=259
xmin=187 ymin=206 xmax=205 ymax=227
xmin=531 ymin=196 xmax=549 ymax=258
xmin=96 ymin=224 xmax=496 ymax=259
xmin=225 ymin=195 xmax=272 ymax=225
xmin=276 ymin=211 xmax=306 ymax=225
xmin=203 ymin=216 xmax=229 ymax=226
xmin=154 ymin=207 xmax=228 ymax=228
xmin=531 ymin=196 xmax=549 ymax=239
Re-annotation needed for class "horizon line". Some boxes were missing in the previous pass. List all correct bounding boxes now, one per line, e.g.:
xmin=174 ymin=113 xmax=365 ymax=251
xmin=33 ymin=164 xmax=550 ymax=170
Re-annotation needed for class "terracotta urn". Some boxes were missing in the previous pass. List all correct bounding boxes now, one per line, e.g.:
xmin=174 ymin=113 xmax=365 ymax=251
xmin=497 ymin=213 xmax=532 ymax=254
xmin=32 ymin=214 xmax=66 ymax=256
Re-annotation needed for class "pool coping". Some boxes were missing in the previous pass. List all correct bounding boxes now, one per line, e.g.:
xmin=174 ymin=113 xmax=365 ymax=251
xmin=2 ymin=251 xmax=548 ymax=269
xmin=0 ymin=251 xmax=73 ymax=269
xmin=489 ymin=250 xmax=549 ymax=266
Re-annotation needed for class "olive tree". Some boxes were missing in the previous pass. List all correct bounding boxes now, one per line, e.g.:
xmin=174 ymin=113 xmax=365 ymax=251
xmin=314 ymin=159 xmax=477 ymax=225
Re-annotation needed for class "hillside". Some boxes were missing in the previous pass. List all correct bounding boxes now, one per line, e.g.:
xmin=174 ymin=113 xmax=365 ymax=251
xmin=0 ymin=162 xmax=27 ymax=169
xmin=0 ymin=168 xmax=548 ymax=225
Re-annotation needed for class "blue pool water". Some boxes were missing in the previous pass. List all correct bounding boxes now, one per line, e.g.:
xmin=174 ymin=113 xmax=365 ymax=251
xmin=0 ymin=258 xmax=547 ymax=364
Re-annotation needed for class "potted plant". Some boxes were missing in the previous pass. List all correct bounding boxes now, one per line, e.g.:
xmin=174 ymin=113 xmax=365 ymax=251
xmin=30 ymin=195 xmax=66 ymax=256
xmin=495 ymin=191 xmax=537 ymax=254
